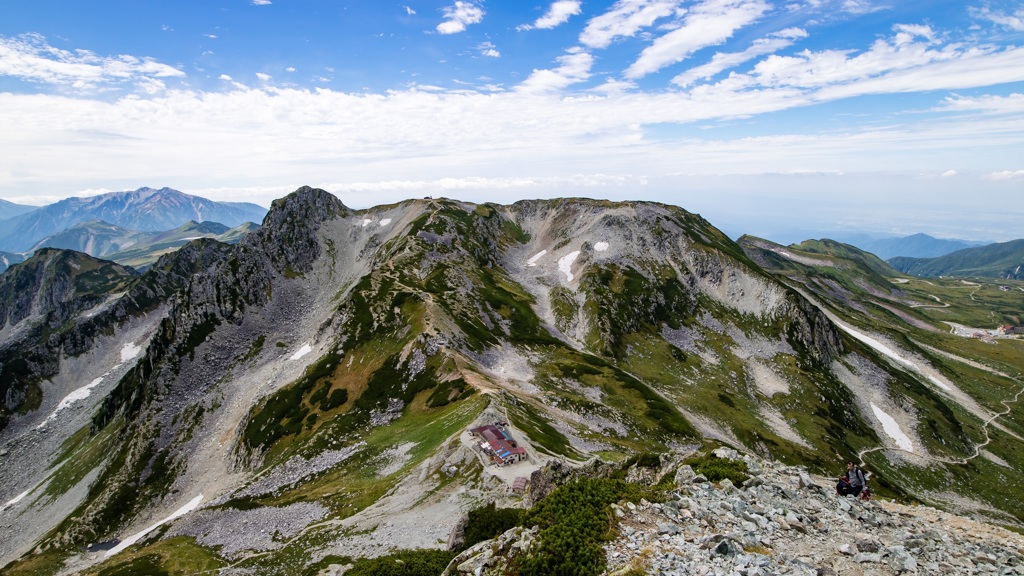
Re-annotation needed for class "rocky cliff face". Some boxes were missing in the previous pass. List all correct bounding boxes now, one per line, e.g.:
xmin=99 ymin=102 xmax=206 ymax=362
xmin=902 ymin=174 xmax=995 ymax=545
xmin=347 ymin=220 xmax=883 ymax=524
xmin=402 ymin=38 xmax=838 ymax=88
xmin=0 ymin=188 xmax=1020 ymax=575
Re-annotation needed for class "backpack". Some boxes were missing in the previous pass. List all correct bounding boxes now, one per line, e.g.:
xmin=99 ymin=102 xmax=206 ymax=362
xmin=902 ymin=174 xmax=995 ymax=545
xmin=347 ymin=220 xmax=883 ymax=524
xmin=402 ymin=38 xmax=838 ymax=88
xmin=855 ymin=467 xmax=871 ymax=500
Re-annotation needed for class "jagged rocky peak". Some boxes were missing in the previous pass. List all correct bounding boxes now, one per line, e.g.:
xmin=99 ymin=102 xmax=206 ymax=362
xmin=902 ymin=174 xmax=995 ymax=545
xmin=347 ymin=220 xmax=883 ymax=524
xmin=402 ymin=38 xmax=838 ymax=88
xmin=265 ymin=185 xmax=351 ymax=223
xmin=253 ymin=186 xmax=351 ymax=275
xmin=0 ymin=248 xmax=137 ymax=333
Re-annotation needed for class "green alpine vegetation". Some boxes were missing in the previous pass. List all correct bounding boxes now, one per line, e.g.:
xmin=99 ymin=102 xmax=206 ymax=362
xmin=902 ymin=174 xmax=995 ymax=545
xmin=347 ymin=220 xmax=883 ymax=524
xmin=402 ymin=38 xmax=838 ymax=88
xmin=1 ymin=188 xmax=1021 ymax=576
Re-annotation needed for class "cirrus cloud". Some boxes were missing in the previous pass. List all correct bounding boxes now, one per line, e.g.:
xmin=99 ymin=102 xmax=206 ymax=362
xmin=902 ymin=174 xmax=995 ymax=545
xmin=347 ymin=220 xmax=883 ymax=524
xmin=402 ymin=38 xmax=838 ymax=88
xmin=579 ymin=0 xmax=680 ymax=49
xmin=0 ymin=33 xmax=183 ymax=91
xmin=519 ymin=1 xmax=583 ymax=31
xmin=625 ymin=0 xmax=771 ymax=79
xmin=437 ymin=1 xmax=485 ymax=34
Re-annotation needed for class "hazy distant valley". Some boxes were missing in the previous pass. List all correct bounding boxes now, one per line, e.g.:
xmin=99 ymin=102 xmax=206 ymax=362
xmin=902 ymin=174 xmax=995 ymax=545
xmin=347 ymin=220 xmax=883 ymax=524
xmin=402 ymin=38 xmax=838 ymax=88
xmin=0 ymin=187 xmax=1022 ymax=576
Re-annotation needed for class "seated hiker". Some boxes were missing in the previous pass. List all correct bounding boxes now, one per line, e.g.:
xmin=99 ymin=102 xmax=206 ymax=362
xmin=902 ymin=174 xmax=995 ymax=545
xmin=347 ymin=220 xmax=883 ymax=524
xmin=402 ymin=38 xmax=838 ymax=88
xmin=836 ymin=461 xmax=866 ymax=496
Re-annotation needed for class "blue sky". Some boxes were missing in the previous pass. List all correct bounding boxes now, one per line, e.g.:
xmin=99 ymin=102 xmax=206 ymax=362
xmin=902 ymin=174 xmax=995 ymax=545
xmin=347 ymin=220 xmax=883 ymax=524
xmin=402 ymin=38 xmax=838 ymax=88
xmin=1 ymin=0 xmax=1023 ymax=241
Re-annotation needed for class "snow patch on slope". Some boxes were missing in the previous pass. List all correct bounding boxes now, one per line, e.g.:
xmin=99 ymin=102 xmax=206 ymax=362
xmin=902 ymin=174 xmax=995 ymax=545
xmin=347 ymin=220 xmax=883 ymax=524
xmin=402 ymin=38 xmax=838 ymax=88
xmin=594 ymin=241 xmax=609 ymax=252
xmin=120 ymin=342 xmax=143 ymax=363
xmin=37 ymin=340 xmax=146 ymax=429
xmin=289 ymin=344 xmax=312 ymax=361
xmin=379 ymin=218 xmax=392 ymax=226
xmin=106 ymin=494 xmax=204 ymax=558
xmin=871 ymin=403 xmax=914 ymax=452
xmin=558 ymin=250 xmax=580 ymax=282
xmin=1 ymin=489 xmax=30 ymax=511
xmin=526 ymin=250 xmax=547 ymax=267
xmin=837 ymin=322 xmax=951 ymax=391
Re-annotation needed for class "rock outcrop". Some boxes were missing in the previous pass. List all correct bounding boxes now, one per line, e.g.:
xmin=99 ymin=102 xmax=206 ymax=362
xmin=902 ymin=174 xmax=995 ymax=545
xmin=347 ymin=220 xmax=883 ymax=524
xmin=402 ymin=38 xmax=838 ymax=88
xmin=448 ymin=449 xmax=1024 ymax=575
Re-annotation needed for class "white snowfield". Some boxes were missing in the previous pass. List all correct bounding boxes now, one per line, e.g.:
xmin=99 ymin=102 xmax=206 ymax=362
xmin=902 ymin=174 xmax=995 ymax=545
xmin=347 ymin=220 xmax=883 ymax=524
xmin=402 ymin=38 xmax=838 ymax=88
xmin=1 ymin=489 xmax=30 ymax=511
xmin=289 ymin=344 xmax=312 ymax=361
xmin=871 ymin=403 xmax=914 ymax=452
xmin=37 ymin=342 xmax=145 ymax=429
xmin=120 ymin=342 xmax=143 ymax=363
xmin=836 ymin=322 xmax=951 ymax=392
xmin=105 ymin=494 xmax=204 ymax=558
xmin=361 ymin=219 xmax=372 ymax=227
xmin=558 ymin=250 xmax=581 ymax=282
xmin=594 ymin=241 xmax=609 ymax=252
xmin=526 ymin=250 xmax=547 ymax=267
xmin=379 ymin=218 xmax=392 ymax=226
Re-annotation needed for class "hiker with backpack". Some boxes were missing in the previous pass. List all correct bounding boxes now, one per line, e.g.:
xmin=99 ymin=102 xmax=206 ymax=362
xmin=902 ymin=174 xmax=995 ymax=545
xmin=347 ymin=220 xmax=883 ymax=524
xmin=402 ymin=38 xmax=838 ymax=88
xmin=836 ymin=461 xmax=868 ymax=498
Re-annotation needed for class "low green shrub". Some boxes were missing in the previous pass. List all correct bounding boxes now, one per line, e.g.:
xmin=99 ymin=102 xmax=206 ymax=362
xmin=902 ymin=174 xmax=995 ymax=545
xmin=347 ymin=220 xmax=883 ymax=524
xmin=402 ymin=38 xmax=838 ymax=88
xmin=343 ymin=549 xmax=456 ymax=576
xmin=516 ymin=478 xmax=647 ymax=576
xmin=684 ymin=453 xmax=749 ymax=485
xmin=463 ymin=502 xmax=525 ymax=550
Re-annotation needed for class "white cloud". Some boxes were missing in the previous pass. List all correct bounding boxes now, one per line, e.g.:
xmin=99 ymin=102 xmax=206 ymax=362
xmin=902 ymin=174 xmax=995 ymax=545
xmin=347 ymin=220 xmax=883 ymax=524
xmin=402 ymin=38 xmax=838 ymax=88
xmin=937 ymin=93 xmax=1024 ymax=114
xmin=437 ymin=1 xmax=484 ymax=34
xmin=204 ymin=34 xmax=218 ymax=39
xmin=984 ymin=170 xmax=1024 ymax=181
xmin=0 ymin=33 xmax=184 ymax=91
xmin=252 ymin=0 xmax=272 ymax=5
xmin=520 ymin=1 xmax=583 ymax=31
xmin=518 ymin=48 xmax=593 ymax=92
xmin=625 ymin=0 xmax=771 ymax=79
xmin=285 ymin=66 xmax=296 ymax=72
xmin=579 ymin=0 xmax=680 ymax=49
xmin=218 ymin=74 xmax=233 ymax=81
xmin=590 ymin=78 xmax=638 ymax=95
xmin=404 ymin=5 xmax=416 ymax=15
xmin=747 ymin=25 xmax=984 ymax=93
xmin=256 ymin=72 xmax=271 ymax=82
xmin=970 ymin=6 xmax=1024 ymax=31
xmin=841 ymin=0 xmax=885 ymax=15
xmin=940 ymin=169 xmax=957 ymax=178
xmin=477 ymin=42 xmax=500 ymax=58
xmin=892 ymin=23 xmax=935 ymax=44
xmin=673 ymin=33 xmax=800 ymax=87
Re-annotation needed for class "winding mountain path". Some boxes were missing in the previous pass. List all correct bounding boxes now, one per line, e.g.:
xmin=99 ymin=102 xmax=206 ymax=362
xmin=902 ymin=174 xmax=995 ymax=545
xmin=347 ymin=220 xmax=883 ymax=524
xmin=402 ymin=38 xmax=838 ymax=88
xmin=854 ymin=339 xmax=1024 ymax=466
xmin=790 ymin=285 xmax=1023 ymax=468
xmin=858 ymin=372 xmax=1024 ymax=467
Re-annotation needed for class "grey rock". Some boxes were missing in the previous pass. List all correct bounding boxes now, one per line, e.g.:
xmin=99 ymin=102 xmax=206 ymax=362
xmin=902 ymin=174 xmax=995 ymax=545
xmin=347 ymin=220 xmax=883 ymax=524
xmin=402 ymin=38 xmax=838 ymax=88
xmin=713 ymin=539 xmax=744 ymax=557
xmin=675 ymin=465 xmax=697 ymax=486
xmin=856 ymin=539 xmax=880 ymax=553
xmin=713 ymin=447 xmax=740 ymax=460
xmin=888 ymin=546 xmax=918 ymax=573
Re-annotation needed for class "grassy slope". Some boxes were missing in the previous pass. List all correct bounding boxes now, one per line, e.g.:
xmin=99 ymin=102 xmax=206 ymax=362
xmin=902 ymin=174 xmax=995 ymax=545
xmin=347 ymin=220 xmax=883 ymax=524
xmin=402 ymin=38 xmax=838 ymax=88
xmin=740 ymin=236 xmax=1024 ymax=524
xmin=889 ymin=239 xmax=1024 ymax=279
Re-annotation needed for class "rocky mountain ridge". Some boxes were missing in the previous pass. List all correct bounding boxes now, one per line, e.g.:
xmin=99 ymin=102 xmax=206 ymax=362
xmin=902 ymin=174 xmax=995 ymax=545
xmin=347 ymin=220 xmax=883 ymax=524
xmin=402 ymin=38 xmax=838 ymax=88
xmin=0 ymin=187 xmax=1021 ymax=575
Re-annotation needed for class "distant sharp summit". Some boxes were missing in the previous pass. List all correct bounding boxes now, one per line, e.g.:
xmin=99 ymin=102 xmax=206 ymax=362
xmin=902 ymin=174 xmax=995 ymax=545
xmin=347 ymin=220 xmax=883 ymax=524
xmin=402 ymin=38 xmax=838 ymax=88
xmin=0 ymin=187 xmax=267 ymax=252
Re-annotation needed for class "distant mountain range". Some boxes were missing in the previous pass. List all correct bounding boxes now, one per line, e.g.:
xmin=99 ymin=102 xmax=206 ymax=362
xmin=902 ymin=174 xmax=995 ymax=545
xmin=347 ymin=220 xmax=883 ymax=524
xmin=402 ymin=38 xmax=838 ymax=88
xmin=0 ymin=252 xmax=26 ymax=274
xmin=0 ymin=187 xmax=267 ymax=252
xmin=889 ymin=239 xmax=1024 ymax=280
xmin=830 ymin=232 xmax=989 ymax=260
xmin=0 ymin=199 xmax=36 ymax=222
